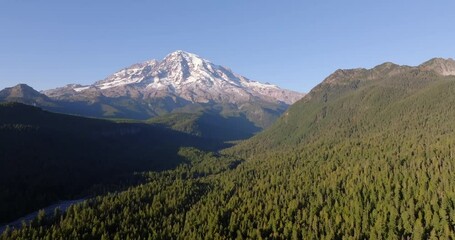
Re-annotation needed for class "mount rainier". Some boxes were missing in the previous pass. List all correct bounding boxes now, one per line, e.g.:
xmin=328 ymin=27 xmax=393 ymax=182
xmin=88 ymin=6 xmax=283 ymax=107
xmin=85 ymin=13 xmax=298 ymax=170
xmin=1 ymin=51 xmax=304 ymax=137
xmin=44 ymin=50 xmax=302 ymax=106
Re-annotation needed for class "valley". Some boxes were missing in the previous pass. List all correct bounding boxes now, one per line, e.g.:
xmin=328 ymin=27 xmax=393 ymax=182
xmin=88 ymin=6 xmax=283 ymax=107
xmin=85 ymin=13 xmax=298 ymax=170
xmin=4 ymin=1 xmax=455 ymax=238
xmin=3 ymin=57 xmax=455 ymax=239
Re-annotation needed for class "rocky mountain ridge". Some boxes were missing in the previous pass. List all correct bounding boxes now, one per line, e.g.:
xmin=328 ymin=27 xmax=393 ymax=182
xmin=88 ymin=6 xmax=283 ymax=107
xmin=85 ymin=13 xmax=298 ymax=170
xmin=321 ymin=57 xmax=455 ymax=86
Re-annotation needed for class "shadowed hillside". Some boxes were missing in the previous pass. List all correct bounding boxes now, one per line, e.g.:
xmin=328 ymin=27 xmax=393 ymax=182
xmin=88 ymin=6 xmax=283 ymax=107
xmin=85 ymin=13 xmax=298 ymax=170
xmin=0 ymin=102 xmax=226 ymax=224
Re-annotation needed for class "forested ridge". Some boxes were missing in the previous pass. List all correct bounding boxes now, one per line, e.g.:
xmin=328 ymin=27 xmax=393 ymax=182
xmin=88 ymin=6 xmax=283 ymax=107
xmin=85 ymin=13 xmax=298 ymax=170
xmin=146 ymin=106 xmax=261 ymax=141
xmin=4 ymin=64 xmax=455 ymax=239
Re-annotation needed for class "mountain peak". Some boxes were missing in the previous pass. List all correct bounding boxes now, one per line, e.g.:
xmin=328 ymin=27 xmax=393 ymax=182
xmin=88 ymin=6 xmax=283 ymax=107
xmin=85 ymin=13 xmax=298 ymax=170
xmin=165 ymin=50 xmax=205 ymax=60
xmin=168 ymin=50 xmax=197 ymax=56
xmin=0 ymin=84 xmax=42 ymax=98
xmin=0 ymin=84 xmax=53 ymax=106
xmin=322 ymin=68 xmax=368 ymax=85
xmin=13 ymin=83 xmax=35 ymax=90
xmin=419 ymin=58 xmax=455 ymax=76
xmin=422 ymin=57 xmax=455 ymax=64
xmin=163 ymin=50 xmax=210 ymax=68
xmin=373 ymin=62 xmax=400 ymax=69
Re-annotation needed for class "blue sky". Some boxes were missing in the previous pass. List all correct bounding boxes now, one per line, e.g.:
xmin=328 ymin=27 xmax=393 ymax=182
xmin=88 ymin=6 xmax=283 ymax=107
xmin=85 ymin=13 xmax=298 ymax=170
xmin=1 ymin=0 xmax=455 ymax=93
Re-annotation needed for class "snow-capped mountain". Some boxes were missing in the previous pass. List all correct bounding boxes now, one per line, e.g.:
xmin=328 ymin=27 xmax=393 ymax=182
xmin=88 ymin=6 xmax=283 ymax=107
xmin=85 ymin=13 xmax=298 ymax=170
xmin=44 ymin=51 xmax=304 ymax=105
xmin=0 ymin=51 xmax=304 ymax=130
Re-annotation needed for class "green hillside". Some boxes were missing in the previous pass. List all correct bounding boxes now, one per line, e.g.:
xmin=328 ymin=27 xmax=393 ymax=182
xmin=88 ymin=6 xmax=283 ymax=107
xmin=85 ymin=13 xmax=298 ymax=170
xmin=228 ymin=63 xmax=452 ymax=157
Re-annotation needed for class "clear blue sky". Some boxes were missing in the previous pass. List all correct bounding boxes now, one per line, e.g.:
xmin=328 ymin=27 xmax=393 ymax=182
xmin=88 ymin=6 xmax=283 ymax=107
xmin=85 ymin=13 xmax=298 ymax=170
xmin=1 ymin=0 xmax=455 ymax=93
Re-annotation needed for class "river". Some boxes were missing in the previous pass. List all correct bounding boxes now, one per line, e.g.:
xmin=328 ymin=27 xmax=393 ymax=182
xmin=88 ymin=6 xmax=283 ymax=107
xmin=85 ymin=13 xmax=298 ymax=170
xmin=0 ymin=198 xmax=86 ymax=234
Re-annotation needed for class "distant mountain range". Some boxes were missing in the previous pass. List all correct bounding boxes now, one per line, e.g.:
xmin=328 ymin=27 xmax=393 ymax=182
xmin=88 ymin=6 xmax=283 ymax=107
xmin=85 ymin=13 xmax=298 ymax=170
xmin=0 ymin=51 xmax=304 ymax=140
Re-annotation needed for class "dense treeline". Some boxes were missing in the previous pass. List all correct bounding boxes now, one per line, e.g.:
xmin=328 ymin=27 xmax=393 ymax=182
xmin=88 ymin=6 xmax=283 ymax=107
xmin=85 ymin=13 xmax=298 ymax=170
xmin=0 ymin=148 xmax=243 ymax=239
xmin=4 ymin=70 xmax=455 ymax=238
xmin=6 ymin=128 xmax=455 ymax=239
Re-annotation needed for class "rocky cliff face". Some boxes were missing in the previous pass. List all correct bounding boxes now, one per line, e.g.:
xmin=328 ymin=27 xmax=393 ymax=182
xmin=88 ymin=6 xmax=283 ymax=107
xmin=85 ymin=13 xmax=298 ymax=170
xmin=419 ymin=58 xmax=455 ymax=76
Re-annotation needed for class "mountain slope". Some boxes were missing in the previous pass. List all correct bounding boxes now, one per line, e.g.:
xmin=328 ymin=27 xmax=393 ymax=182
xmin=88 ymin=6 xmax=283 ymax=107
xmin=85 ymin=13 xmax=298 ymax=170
xmin=229 ymin=58 xmax=455 ymax=156
xmin=148 ymin=109 xmax=261 ymax=141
